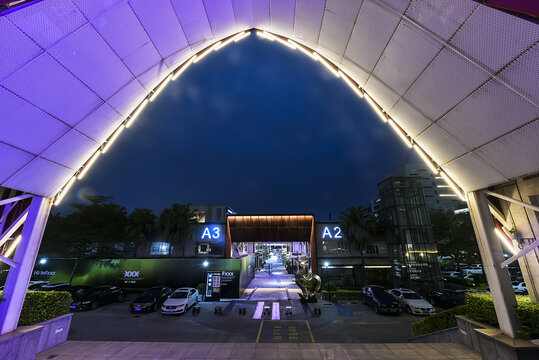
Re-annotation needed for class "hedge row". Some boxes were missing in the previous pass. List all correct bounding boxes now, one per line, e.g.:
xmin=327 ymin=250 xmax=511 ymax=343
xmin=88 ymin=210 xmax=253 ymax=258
xmin=411 ymin=293 xmax=539 ymax=340
xmin=18 ymin=291 xmax=72 ymax=326
xmin=320 ymin=289 xmax=362 ymax=299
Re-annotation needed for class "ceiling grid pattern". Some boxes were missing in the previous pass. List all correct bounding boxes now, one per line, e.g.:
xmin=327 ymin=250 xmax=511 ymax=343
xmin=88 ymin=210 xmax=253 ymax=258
xmin=0 ymin=0 xmax=537 ymax=197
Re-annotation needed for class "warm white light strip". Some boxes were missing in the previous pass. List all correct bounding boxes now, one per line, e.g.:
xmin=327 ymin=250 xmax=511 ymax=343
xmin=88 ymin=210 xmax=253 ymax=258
xmin=313 ymin=52 xmax=340 ymax=77
xmin=216 ymin=32 xmax=247 ymax=51
xmin=257 ymin=30 xmax=274 ymax=41
xmin=54 ymin=175 xmax=77 ymax=206
xmin=338 ymin=70 xmax=363 ymax=98
xmin=439 ymin=194 xmax=458 ymax=197
xmin=234 ymin=31 xmax=250 ymax=42
xmin=149 ymin=74 xmax=173 ymax=102
xmin=388 ymin=118 xmax=412 ymax=148
xmin=172 ymin=55 xmax=197 ymax=81
xmin=495 ymin=228 xmax=517 ymax=255
xmin=414 ymin=144 xmax=438 ymax=174
xmin=364 ymin=92 xmax=387 ymax=122
xmin=102 ymin=124 xmax=125 ymax=153
xmin=125 ymin=99 xmax=148 ymax=128
xmin=437 ymin=185 xmax=450 ymax=188
xmin=288 ymin=39 xmax=317 ymax=60
xmin=262 ymin=31 xmax=296 ymax=50
xmin=4 ymin=235 xmax=21 ymax=258
xmin=440 ymin=171 xmax=466 ymax=201
xmin=77 ymin=150 xmax=101 ymax=180
xmin=364 ymin=265 xmax=392 ymax=269
xmin=193 ymin=41 xmax=222 ymax=63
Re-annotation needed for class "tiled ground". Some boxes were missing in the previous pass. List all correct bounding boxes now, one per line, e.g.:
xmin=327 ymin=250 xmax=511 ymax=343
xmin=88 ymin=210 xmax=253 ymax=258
xmin=37 ymin=341 xmax=482 ymax=359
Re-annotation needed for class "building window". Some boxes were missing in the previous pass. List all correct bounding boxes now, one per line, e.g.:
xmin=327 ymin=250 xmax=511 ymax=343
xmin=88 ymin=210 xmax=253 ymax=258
xmin=150 ymin=242 xmax=170 ymax=255
xmin=366 ymin=245 xmax=379 ymax=255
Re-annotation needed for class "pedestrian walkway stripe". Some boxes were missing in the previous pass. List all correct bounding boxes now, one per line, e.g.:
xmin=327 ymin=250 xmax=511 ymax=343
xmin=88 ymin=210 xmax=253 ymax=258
xmin=272 ymin=302 xmax=280 ymax=320
xmin=253 ymin=301 xmax=264 ymax=319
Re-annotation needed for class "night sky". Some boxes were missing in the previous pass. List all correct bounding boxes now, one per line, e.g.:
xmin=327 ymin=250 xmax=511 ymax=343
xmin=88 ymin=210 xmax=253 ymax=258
xmin=57 ymin=35 xmax=421 ymax=220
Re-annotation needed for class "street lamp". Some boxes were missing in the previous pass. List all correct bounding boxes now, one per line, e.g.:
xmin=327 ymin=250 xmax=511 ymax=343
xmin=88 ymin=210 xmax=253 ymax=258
xmin=323 ymin=261 xmax=331 ymax=301
xmin=203 ymin=260 xmax=209 ymax=268
xmin=39 ymin=258 xmax=47 ymax=265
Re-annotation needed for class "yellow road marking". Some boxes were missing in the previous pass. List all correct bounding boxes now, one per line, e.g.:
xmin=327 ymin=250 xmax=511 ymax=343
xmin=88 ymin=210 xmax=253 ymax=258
xmin=305 ymin=320 xmax=315 ymax=343
xmin=256 ymin=320 xmax=264 ymax=343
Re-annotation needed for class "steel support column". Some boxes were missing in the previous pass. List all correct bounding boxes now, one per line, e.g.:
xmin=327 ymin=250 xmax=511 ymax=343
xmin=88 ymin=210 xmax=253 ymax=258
xmin=467 ymin=191 xmax=520 ymax=338
xmin=0 ymin=196 xmax=51 ymax=335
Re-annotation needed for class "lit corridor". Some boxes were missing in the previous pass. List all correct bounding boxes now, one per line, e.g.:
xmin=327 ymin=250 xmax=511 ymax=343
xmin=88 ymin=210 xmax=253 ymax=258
xmin=241 ymin=257 xmax=301 ymax=301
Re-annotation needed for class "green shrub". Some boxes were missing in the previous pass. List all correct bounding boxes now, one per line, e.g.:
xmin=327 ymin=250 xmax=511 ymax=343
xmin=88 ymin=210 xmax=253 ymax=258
xmin=514 ymin=296 xmax=539 ymax=340
xmin=324 ymin=282 xmax=337 ymax=291
xmin=320 ymin=289 xmax=362 ymax=299
xmin=411 ymin=305 xmax=467 ymax=337
xmin=18 ymin=291 xmax=72 ymax=326
xmin=196 ymin=283 xmax=205 ymax=295
xmin=464 ymin=293 xmax=498 ymax=327
xmin=443 ymin=276 xmax=478 ymax=287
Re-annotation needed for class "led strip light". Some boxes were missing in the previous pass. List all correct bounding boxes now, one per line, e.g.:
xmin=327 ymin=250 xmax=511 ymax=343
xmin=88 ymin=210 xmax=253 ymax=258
xmin=54 ymin=29 xmax=466 ymax=205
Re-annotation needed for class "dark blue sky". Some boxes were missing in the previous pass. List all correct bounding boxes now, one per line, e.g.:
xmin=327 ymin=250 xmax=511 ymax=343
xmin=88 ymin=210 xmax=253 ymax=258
xmin=58 ymin=35 xmax=420 ymax=220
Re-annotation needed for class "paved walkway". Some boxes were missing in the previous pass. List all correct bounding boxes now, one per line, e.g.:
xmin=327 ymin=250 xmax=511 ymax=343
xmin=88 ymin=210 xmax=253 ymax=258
xmin=241 ymin=258 xmax=301 ymax=301
xmin=37 ymin=341 xmax=482 ymax=359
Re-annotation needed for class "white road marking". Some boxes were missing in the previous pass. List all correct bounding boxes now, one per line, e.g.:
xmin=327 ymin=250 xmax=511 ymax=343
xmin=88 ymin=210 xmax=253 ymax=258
xmin=272 ymin=302 xmax=280 ymax=320
xmin=253 ymin=301 xmax=264 ymax=319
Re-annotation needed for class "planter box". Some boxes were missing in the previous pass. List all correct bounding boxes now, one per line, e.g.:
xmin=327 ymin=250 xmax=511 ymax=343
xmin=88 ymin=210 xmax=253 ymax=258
xmin=0 ymin=325 xmax=43 ymax=360
xmin=35 ymin=313 xmax=73 ymax=353
xmin=409 ymin=326 xmax=460 ymax=343
xmin=0 ymin=313 xmax=72 ymax=360
xmin=456 ymin=315 xmax=496 ymax=352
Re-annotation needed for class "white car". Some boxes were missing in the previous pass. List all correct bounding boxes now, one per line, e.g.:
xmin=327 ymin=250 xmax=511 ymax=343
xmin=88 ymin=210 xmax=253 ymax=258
xmin=161 ymin=287 xmax=198 ymax=315
xmin=513 ymin=282 xmax=527 ymax=294
xmin=390 ymin=288 xmax=435 ymax=316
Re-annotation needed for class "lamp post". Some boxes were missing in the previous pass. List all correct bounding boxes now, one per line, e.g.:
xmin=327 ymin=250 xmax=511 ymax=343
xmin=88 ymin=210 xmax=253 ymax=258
xmin=203 ymin=260 xmax=209 ymax=268
xmin=323 ymin=261 xmax=330 ymax=301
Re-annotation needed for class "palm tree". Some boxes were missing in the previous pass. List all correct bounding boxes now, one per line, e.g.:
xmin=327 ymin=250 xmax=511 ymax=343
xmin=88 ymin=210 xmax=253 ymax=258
xmin=126 ymin=208 xmax=157 ymax=256
xmin=339 ymin=206 xmax=377 ymax=287
xmin=158 ymin=203 xmax=196 ymax=257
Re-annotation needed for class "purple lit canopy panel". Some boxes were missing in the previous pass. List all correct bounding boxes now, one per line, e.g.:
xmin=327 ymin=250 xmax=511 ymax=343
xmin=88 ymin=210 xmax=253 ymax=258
xmin=0 ymin=0 xmax=538 ymax=198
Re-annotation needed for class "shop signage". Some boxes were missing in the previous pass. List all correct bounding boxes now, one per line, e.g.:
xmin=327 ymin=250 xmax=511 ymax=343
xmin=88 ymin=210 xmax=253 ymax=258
xmin=201 ymin=226 xmax=222 ymax=240
xmin=322 ymin=226 xmax=343 ymax=239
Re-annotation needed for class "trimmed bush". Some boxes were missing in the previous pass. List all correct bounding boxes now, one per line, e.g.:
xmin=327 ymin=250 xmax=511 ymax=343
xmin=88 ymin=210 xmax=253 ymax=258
xmin=18 ymin=291 xmax=72 ymax=326
xmin=411 ymin=305 xmax=467 ymax=337
xmin=412 ymin=292 xmax=539 ymax=340
xmin=514 ymin=296 xmax=539 ymax=340
xmin=320 ymin=289 xmax=362 ymax=299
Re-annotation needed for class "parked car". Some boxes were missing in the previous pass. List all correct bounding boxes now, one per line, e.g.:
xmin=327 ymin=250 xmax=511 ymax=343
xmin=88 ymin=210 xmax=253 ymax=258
xmin=70 ymin=285 xmax=125 ymax=311
xmin=390 ymin=288 xmax=435 ymax=315
xmin=130 ymin=286 xmax=173 ymax=312
xmin=39 ymin=283 xmax=72 ymax=292
xmin=361 ymin=285 xmax=402 ymax=314
xmin=513 ymin=282 xmax=528 ymax=295
xmin=426 ymin=289 xmax=465 ymax=309
xmin=161 ymin=288 xmax=199 ymax=315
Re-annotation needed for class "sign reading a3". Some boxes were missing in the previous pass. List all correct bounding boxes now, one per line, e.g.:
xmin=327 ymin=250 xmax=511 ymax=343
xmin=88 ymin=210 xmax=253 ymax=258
xmin=201 ymin=226 xmax=221 ymax=240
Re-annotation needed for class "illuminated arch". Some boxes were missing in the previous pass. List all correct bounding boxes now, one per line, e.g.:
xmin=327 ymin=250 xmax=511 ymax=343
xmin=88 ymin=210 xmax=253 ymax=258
xmin=0 ymin=0 xmax=537 ymax=204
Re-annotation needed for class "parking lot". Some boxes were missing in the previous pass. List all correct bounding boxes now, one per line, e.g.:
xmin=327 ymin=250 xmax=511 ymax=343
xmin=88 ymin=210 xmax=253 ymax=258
xmin=68 ymin=295 xmax=422 ymax=343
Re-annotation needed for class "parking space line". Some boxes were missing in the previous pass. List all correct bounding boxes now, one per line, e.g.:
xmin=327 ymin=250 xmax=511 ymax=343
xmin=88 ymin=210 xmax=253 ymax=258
xmin=352 ymin=322 xmax=392 ymax=325
xmin=255 ymin=320 xmax=264 ymax=343
xmin=305 ymin=320 xmax=315 ymax=343
xmin=272 ymin=302 xmax=280 ymax=320
xmin=253 ymin=301 xmax=264 ymax=319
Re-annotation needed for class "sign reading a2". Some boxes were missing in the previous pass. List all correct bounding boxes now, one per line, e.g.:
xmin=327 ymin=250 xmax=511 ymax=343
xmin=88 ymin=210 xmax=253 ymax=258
xmin=201 ymin=226 xmax=221 ymax=239
xmin=322 ymin=226 xmax=343 ymax=239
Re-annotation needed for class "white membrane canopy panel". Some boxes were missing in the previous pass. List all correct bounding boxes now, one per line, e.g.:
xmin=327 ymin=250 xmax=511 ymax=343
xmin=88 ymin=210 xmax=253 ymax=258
xmin=0 ymin=0 xmax=538 ymax=199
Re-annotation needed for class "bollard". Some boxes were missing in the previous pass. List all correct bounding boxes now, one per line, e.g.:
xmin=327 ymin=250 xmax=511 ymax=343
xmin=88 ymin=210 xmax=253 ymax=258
xmin=192 ymin=305 xmax=201 ymax=314
xmin=314 ymin=307 xmax=321 ymax=316
xmin=263 ymin=306 xmax=271 ymax=316
xmin=285 ymin=306 xmax=292 ymax=315
xmin=214 ymin=306 xmax=222 ymax=314
xmin=239 ymin=305 xmax=246 ymax=315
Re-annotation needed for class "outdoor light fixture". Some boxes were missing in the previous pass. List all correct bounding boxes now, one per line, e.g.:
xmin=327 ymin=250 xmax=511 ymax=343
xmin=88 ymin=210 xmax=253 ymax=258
xmin=287 ymin=40 xmax=317 ymax=59
xmin=149 ymin=74 xmax=173 ymax=102
xmin=495 ymin=228 xmax=517 ymax=255
xmin=216 ymin=31 xmax=250 ymax=51
xmin=39 ymin=258 xmax=47 ymax=265
xmin=4 ymin=235 xmax=21 ymax=257
xmin=172 ymin=55 xmax=197 ymax=80
xmin=338 ymin=70 xmax=363 ymax=98
xmin=324 ymin=261 xmax=329 ymax=268
xmin=234 ymin=31 xmax=250 ymax=42
xmin=77 ymin=150 xmax=101 ymax=180
xmin=313 ymin=52 xmax=340 ymax=77
xmin=414 ymin=144 xmax=438 ymax=174
xmin=193 ymin=41 xmax=222 ymax=63
xmin=439 ymin=171 xmax=466 ymax=201
xmin=102 ymin=124 xmax=125 ymax=153
xmin=125 ymin=99 xmax=149 ymax=128
xmin=388 ymin=118 xmax=412 ymax=148
xmin=203 ymin=260 xmax=209 ymax=267
xmin=256 ymin=30 xmax=274 ymax=41
xmin=363 ymin=92 xmax=387 ymax=122
xmin=54 ymin=175 xmax=77 ymax=206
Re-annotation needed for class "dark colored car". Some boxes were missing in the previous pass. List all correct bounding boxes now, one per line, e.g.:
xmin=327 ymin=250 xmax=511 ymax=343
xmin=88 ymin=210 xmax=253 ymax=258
xmin=426 ymin=290 xmax=465 ymax=309
xmin=130 ymin=286 xmax=173 ymax=312
xmin=362 ymin=285 xmax=402 ymax=314
xmin=39 ymin=283 xmax=72 ymax=292
xmin=70 ymin=285 xmax=125 ymax=311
